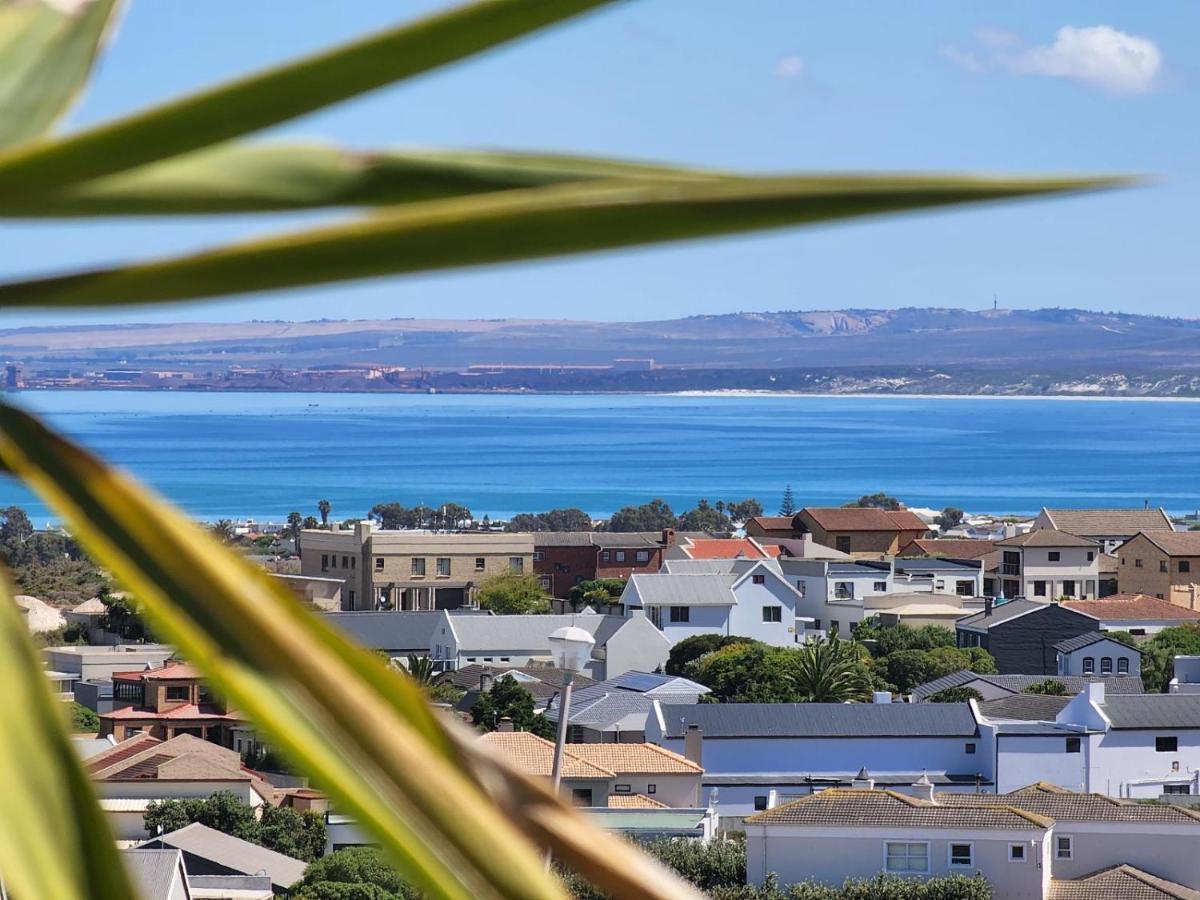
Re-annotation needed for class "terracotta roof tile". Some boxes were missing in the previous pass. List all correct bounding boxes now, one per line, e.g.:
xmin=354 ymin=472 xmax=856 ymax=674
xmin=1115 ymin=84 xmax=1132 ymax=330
xmin=940 ymin=783 xmax=1200 ymax=823
xmin=998 ymin=529 xmax=1098 ymax=548
xmin=567 ymin=743 xmax=702 ymax=775
xmin=1138 ymin=531 xmax=1200 ymax=557
xmin=801 ymin=507 xmax=916 ymax=533
xmin=745 ymin=788 xmax=1049 ymax=829
xmin=1062 ymin=595 xmax=1200 ymax=622
xmin=478 ymin=732 xmax=612 ymax=779
xmin=607 ymin=793 xmax=668 ymax=809
xmin=899 ymin=539 xmax=996 ymax=559
xmin=1042 ymin=507 xmax=1175 ymax=537
xmin=84 ymin=735 xmax=162 ymax=773
xmin=1050 ymin=865 xmax=1200 ymax=900
xmin=682 ymin=538 xmax=771 ymax=560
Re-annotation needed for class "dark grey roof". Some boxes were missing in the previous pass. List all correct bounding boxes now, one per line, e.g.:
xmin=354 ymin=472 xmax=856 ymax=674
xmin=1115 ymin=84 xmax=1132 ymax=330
xmin=911 ymin=670 xmax=1145 ymax=701
xmin=956 ymin=600 xmax=1098 ymax=632
xmin=1055 ymin=632 xmax=1142 ymax=654
xmin=894 ymin=558 xmax=982 ymax=572
xmin=828 ymin=562 xmax=892 ymax=576
xmin=703 ymin=772 xmax=991 ymax=787
xmin=546 ymin=692 xmax=656 ymax=728
xmin=121 ymin=849 xmax=184 ymax=900
xmin=1102 ymin=695 xmax=1200 ymax=730
xmin=144 ymin=822 xmax=307 ymax=888
xmin=325 ymin=610 xmax=488 ymax=652
xmin=660 ymin=702 xmax=979 ymax=739
xmin=980 ymin=694 xmax=1073 ymax=721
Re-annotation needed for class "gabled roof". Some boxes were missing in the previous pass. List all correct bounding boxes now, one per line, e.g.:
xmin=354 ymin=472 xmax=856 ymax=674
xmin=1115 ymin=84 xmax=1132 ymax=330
xmin=800 ymin=507 xmax=926 ymax=533
xmin=121 ymin=849 xmax=188 ymax=900
xmin=479 ymin=732 xmax=612 ymax=779
xmin=679 ymin=537 xmax=777 ymax=560
xmin=1136 ymin=531 xmax=1200 ymax=557
xmin=546 ymin=691 xmax=657 ymax=729
xmin=112 ymin=661 xmax=197 ymax=682
xmin=443 ymin=612 xmax=638 ymax=653
xmin=85 ymin=734 xmax=162 ymax=774
xmin=326 ymin=610 xmax=486 ymax=652
xmin=745 ymin=516 xmax=796 ymax=532
xmin=1054 ymin=632 xmax=1141 ymax=654
xmin=745 ymin=788 xmax=1048 ymax=829
xmin=910 ymin=670 xmax=1144 ymax=701
xmin=1050 ymin=864 xmax=1200 ymax=900
xmin=1041 ymin=507 xmax=1174 ymax=537
xmin=443 ymin=664 xmax=596 ymax=700
xmin=607 ymin=793 xmax=668 ymax=809
xmin=956 ymin=599 xmax=1099 ymax=632
xmin=942 ymin=783 xmax=1200 ymax=823
xmin=626 ymin=573 xmax=738 ymax=607
xmin=478 ymin=732 xmax=700 ymax=777
xmin=72 ymin=596 xmax=109 ymax=614
xmin=146 ymin=822 xmax=306 ymax=888
xmin=998 ymin=529 xmax=1098 ymax=548
xmin=659 ymin=702 xmax=979 ymax=738
xmin=1100 ymin=694 xmax=1200 ymax=730
xmin=898 ymin=539 xmax=996 ymax=559
xmin=979 ymin=694 xmax=1073 ymax=721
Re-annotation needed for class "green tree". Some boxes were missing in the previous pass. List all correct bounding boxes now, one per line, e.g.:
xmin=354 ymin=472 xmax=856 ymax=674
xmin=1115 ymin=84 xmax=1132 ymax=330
xmin=286 ymin=511 xmax=303 ymax=550
xmin=470 ymin=677 xmax=555 ymax=738
xmin=1024 ymin=679 xmax=1068 ymax=695
xmin=68 ymin=702 xmax=99 ymax=732
xmin=791 ymin=639 xmax=875 ymax=702
xmin=877 ymin=649 xmax=934 ymax=694
xmin=369 ymin=502 xmax=407 ymax=530
xmin=935 ymin=507 xmax=964 ymax=530
xmin=210 ymin=519 xmax=236 ymax=542
xmin=607 ymin=499 xmax=676 ymax=533
xmin=294 ymin=847 xmax=419 ymax=900
xmin=569 ymin=578 xmax=626 ymax=609
xmin=303 ymin=515 xmax=320 ymax=530
xmin=689 ymin=643 xmax=803 ymax=703
xmin=724 ymin=498 xmax=763 ymax=523
xmin=846 ymin=493 xmax=904 ymax=510
xmin=318 ymin=499 xmax=332 ymax=528
xmin=666 ymin=634 xmax=758 ymax=677
xmin=1140 ymin=625 xmax=1200 ymax=692
xmin=144 ymin=792 xmax=325 ymax=862
xmin=927 ymin=686 xmax=985 ymax=703
xmin=258 ymin=805 xmax=327 ymax=863
xmin=1105 ymin=630 xmax=1140 ymax=648
xmin=778 ymin=485 xmax=797 ymax=517
xmin=506 ymin=507 xmax=592 ymax=532
xmin=405 ymin=655 xmax=437 ymax=685
xmin=678 ymin=499 xmax=733 ymax=533
xmin=475 ymin=572 xmax=551 ymax=615
xmin=871 ymin=624 xmax=957 ymax=658
xmin=0 ymin=505 xmax=34 ymax=558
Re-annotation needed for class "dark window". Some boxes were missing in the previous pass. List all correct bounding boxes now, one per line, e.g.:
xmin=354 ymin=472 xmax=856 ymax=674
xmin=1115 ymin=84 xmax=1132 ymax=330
xmin=1164 ymin=784 xmax=1191 ymax=795
xmin=1086 ymin=552 xmax=1094 ymax=562
xmin=1118 ymin=658 xmax=1130 ymax=675
xmin=1062 ymin=580 xmax=1076 ymax=596
xmin=165 ymin=686 xmax=189 ymax=702
xmin=1182 ymin=561 xmax=1192 ymax=574
xmin=1157 ymin=736 xmax=1179 ymax=753
xmin=475 ymin=557 xmax=485 ymax=571
xmin=1082 ymin=657 xmax=1095 ymax=674
xmin=532 ymin=551 xmax=544 ymax=562
xmin=601 ymin=551 xmax=610 ymax=562
xmin=1033 ymin=580 xmax=1047 ymax=597
xmin=669 ymin=606 xmax=690 ymax=623
xmin=613 ymin=784 xmax=631 ymax=793
xmin=874 ymin=581 xmax=888 ymax=592
xmin=835 ymin=536 xmax=851 ymax=553
xmin=1049 ymin=551 xmax=1061 ymax=562
xmin=753 ymin=795 xmax=768 ymax=811
xmin=1055 ymin=836 xmax=1072 ymax=860
xmin=375 ymin=557 xmax=384 ymax=571
xmin=330 ymin=556 xmax=337 ymax=569
xmin=956 ymin=580 xmax=973 ymax=596
xmin=1101 ymin=657 xmax=1113 ymax=674
xmin=965 ymin=742 xmax=976 ymax=754
xmin=1160 ymin=560 xmax=1169 ymax=572
xmin=321 ymin=554 xmax=328 ymax=572
xmin=949 ymin=843 xmax=973 ymax=867
xmin=342 ymin=555 xmax=350 ymax=568
xmin=1066 ymin=737 xmax=1081 ymax=753
xmin=1009 ymin=844 xmax=1025 ymax=862
xmin=571 ymin=789 xmax=593 ymax=807
xmin=1135 ymin=558 xmax=1143 ymax=568
xmin=350 ymin=557 xmax=355 ymax=569
xmin=647 ymin=784 xmax=656 ymax=794
xmin=752 ymin=574 xmax=766 ymax=584
xmin=762 ymin=606 xmax=782 ymax=623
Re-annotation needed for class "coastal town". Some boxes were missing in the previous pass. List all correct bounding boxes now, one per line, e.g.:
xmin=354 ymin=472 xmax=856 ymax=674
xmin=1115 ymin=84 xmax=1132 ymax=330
xmin=20 ymin=494 xmax=1200 ymax=898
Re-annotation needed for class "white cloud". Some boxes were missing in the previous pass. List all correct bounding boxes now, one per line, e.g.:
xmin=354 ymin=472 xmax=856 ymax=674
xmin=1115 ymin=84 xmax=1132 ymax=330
xmin=941 ymin=24 xmax=1163 ymax=97
xmin=1013 ymin=25 xmax=1161 ymax=95
xmin=775 ymin=55 xmax=805 ymax=79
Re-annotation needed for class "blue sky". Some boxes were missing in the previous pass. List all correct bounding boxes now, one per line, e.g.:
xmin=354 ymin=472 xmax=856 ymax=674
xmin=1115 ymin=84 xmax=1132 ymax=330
xmin=1 ymin=0 xmax=1195 ymax=327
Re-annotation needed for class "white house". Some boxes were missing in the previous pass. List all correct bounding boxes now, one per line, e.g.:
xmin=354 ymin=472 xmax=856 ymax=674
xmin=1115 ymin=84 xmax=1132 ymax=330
xmin=1054 ymin=632 xmax=1141 ymax=678
xmin=994 ymin=530 xmax=1101 ymax=601
xmin=777 ymin=557 xmax=894 ymax=636
xmin=892 ymin=557 xmax=984 ymax=597
xmin=621 ymin=559 xmax=809 ymax=647
xmin=544 ymin=671 xmax=709 ymax=743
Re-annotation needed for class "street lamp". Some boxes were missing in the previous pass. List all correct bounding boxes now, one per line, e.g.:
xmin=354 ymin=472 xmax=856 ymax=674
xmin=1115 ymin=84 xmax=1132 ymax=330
xmin=547 ymin=625 xmax=595 ymax=789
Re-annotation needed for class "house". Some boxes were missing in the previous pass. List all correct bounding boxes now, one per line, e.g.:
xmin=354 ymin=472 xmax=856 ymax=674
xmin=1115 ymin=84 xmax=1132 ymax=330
xmin=1116 ymin=532 xmax=1200 ymax=607
xmin=478 ymin=731 xmax=704 ymax=808
xmin=663 ymin=536 xmax=779 ymax=561
xmin=994 ymin=530 xmax=1101 ymax=601
xmin=42 ymin=644 xmax=176 ymax=695
xmin=122 ymin=849 xmax=193 ymax=900
xmin=323 ymin=609 xmax=490 ymax=662
xmin=620 ymin=559 xmax=806 ymax=647
xmin=863 ymin=592 xmax=975 ymax=631
xmin=794 ymin=507 xmax=929 ymax=557
xmin=743 ymin=781 xmax=1200 ymax=899
xmin=544 ymin=670 xmax=709 ymax=742
xmin=429 ymin=610 xmax=671 ymax=680
xmin=647 ymin=698 xmax=993 ymax=820
xmin=87 ymin=734 xmax=275 ymax=841
xmin=533 ymin=531 xmax=671 ymax=599
xmin=956 ymin=600 xmax=1101 ymax=675
xmin=778 ymin=557 xmax=893 ymax=636
xmin=898 ymin=538 xmax=996 ymax=560
xmin=1061 ymin=593 xmax=1200 ymax=636
xmin=892 ymin=557 xmax=984 ymax=597
xmin=1035 ymin=507 xmax=1175 ymax=555
xmin=101 ymin=662 xmax=245 ymax=745
xmin=444 ymin=665 xmax=597 ymax=713
xmin=300 ymin=520 xmax=535 ymax=611
xmin=1054 ymin=632 xmax=1141 ymax=677
xmin=743 ymin=516 xmax=801 ymax=540
xmin=140 ymin=823 xmax=306 ymax=894
xmin=910 ymin=670 xmax=1145 ymax=703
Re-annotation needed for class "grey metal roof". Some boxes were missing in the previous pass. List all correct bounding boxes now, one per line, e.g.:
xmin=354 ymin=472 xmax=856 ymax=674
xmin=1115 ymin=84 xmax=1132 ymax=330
xmin=828 ymin=562 xmax=893 ymax=577
xmin=1055 ymin=632 xmax=1142 ymax=654
xmin=704 ymin=771 xmax=991 ymax=787
xmin=1102 ymin=695 xmax=1200 ymax=730
xmin=546 ymin=691 xmax=656 ymax=728
xmin=145 ymin=822 xmax=306 ymax=888
xmin=956 ymin=599 xmax=1098 ymax=632
xmin=895 ymin=558 xmax=982 ymax=572
xmin=660 ymin=558 xmax=765 ymax=576
xmin=660 ymin=702 xmax=979 ymax=738
xmin=627 ymin=574 xmax=738 ymax=607
xmin=446 ymin=612 xmax=625 ymax=651
xmin=121 ymin=849 xmax=184 ymax=900
xmin=980 ymin=694 xmax=1073 ymax=721
xmin=325 ymin=609 xmax=488 ymax=651
xmin=911 ymin=670 xmax=1145 ymax=701
xmin=560 ymin=672 xmax=708 ymax=715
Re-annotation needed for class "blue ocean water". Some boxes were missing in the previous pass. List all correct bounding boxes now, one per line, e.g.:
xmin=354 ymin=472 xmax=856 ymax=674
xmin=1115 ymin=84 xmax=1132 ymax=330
xmin=2 ymin=391 xmax=1197 ymax=523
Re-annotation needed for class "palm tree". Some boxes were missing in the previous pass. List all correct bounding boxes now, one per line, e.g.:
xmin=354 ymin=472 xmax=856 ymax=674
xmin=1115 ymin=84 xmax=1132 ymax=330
xmin=286 ymin=511 xmax=302 ymax=553
xmin=211 ymin=519 xmax=236 ymax=542
xmin=317 ymin=499 xmax=331 ymax=528
xmin=406 ymin=655 xmax=439 ymax=686
xmin=790 ymin=638 xmax=873 ymax=703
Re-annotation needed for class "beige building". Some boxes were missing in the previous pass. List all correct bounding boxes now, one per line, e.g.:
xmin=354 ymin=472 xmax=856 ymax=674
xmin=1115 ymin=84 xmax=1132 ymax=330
xmin=301 ymin=521 xmax=534 ymax=611
xmin=1117 ymin=531 xmax=1200 ymax=607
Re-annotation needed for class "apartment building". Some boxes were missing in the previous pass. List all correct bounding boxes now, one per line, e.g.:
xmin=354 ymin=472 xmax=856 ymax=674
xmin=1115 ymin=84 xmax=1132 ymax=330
xmin=300 ymin=521 xmax=534 ymax=611
xmin=1116 ymin=531 xmax=1200 ymax=606
xmin=956 ymin=600 xmax=1101 ymax=675
xmin=532 ymin=531 xmax=668 ymax=599
xmin=993 ymin=529 xmax=1101 ymax=601
xmin=100 ymin=662 xmax=244 ymax=744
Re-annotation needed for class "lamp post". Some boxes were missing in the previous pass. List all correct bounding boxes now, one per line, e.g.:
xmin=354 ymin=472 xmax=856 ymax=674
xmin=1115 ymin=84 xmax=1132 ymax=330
xmin=545 ymin=625 xmax=595 ymax=871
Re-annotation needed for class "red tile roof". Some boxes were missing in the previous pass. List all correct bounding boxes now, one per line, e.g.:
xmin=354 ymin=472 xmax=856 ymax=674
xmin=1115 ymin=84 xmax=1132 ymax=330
xmin=84 ymin=735 xmax=162 ymax=773
xmin=112 ymin=661 xmax=198 ymax=682
xmin=104 ymin=703 xmax=245 ymax=721
xmin=1062 ymin=594 xmax=1200 ymax=622
xmin=801 ymin=507 xmax=927 ymax=533
xmin=899 ymin=539 xmax=996 ymax=559
xmin=682 ymin=538 xmax=775 ymax=559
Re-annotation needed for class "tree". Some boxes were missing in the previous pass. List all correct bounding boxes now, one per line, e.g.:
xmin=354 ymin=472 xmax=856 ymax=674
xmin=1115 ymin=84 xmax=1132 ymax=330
xmin=437 ymin=503 xmax=472 ymax=530
xmin=505 ymin=507 xmax=593 ymax=532
xmin=405 ymin=655 xmax=437 ymax=685
xmin=689 ymin=643 xmax=802 ymax=703
xmin=287 ymin=511 xmax=303 ymax=550
xmin=144 ymin=792 xmax=325 ymax=862
xmin=210 ymin=519 xmax=236 ymax=542
xmin=791 ymin=639 xmax=875 ymax=702
xmin=68 ymin=702 xmax=99 ymax=731
xmin=475 ymin=572 xmax=551 ymax=615
xmin=935 ymin=507 xmax=964 ymax=530
xmin=1024 ymin=679 xmax=1068 ymax=695
xmin=877 ymin=649 xmax=935 ymax=693
xmin=0 ymin=505 xmax=34 ymax=557
xmin=778 ymin=485 xmax=797 ymax=517
xmin=607 ymin=498 xmax=676 ymax=532
xmin=1140 ymin=625 xmax=1200 ymax=692
xmin=569 ymin=578 xmax=626 ymax=609
xmin=724 ymin=498 xmax=763 ymax=523
xmin=678 ymin=499 xmax=732 ymax=533
xmin=303 ymin=515 xmax=320 ymax=530
xmin=871 ymin=624 xmax=957 ymax=658
xmin=927 ymin=686 xmax=985 ymax=703
xmin=259 ymin=805 xmax=327 ymax=863
xmin=318 ymin=499 xmax=332 ymax=528
xmin=666 ymin=634 xmax=758 ymax=676
xmin=369 ymin=502 xmax=407 ymax=530
xmin=294 ymin=847 xmax=419 ymax=900
xmin=846 ymin=493 xmax=904 ymax=510
xmin=470 ymin=677 xmax=555 ymax=738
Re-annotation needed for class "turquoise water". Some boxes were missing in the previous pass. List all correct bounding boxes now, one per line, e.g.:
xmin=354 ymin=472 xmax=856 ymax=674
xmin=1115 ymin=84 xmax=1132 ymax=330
xmin=2 ymin=391 xmax=1197 ymax=522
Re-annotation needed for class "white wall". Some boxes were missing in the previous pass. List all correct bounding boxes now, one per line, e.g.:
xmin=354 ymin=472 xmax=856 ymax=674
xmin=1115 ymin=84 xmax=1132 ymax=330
xmin=996 ymin=734 xmax=1089 ymax=793
xmin=1018 ymin=546 xmax=1100 ymax=600
xmin=1088 ymin=729 xmax=1200 ymax=798
xmin=1057 ymin=642 xmax=1140 ymax=677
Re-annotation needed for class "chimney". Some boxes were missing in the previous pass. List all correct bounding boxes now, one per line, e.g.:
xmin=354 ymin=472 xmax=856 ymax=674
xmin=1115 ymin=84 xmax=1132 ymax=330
xmin=497 ymin=716 xmax=514 ymax=732
xmin=479 ymin=673 xmax=494 ymax=694
xmin=851 ymin=767 xmax=875 ymax=790
xmin=1085 ymin=681 xmax=1106 ymax=705
xmin=683 ymin=723 xmax=703 ymax=767
xmin=873 ymin=690 xmax=892 ymax=705
xmin=984 ymin=596 xmax=994 ymax=617
xmin=662 ymin=528 xmax=677 ymax=547
xmin=912 ymin=772 xmax=936 ymax=803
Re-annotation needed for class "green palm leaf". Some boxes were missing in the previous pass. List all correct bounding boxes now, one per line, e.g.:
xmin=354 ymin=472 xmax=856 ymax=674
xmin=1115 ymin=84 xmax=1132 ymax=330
xmin=0 ymin=401 xmax=702 ymax=900
xmin=0 ymin=572 xmax=135 ymax=899
xmin=0 ymin=0 xmax=616 ymax=198
xmin=0 ymin=172 xmax=1124 ymax=308
xmin=0 ymin=0 xmax=120 ymax=149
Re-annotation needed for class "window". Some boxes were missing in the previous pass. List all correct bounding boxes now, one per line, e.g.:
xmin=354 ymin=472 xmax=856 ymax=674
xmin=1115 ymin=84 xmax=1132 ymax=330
xmin=350 ymin=557 xmax=355 ymax=569
xmin=1082 ymin=657 xmax=1095 ymax=674
xmin=509 ymin=557 xmax=524 ymax=573
xmin=636 ymin=550 xmax=650 ymax=562
xmin=348 ymin=590 xmax=355 ymax=605
xmin=1002 ymin=551 xmax=1020 ymax=575
xmin=330 ymin=556 xmax=337 ymax=569
xmin=752 ymin=574 xmax=766 ymax=585
xmin=342 ymin=555 xmax=350 ymax=568
xmin=835 ymin=536 xmax=852 ymax=553
xmin=571 ymin=789 xmax=593 ymax=807
xmin=669 ymin=606 xmax=690 ymax=623
xmin=949 ymin=843 xmax=973 ymax=867
xmin=601 ymin=550 xmax=611 ymax=562
xmin=375 ymin=557 xmax=384 ymax=571
xmin=874 ymin=581 xmax=888 ymax=592
xmin=647 ymin=783 xmax=656 ymax=794
xmin=885 ymin=842 xmax=929 ymax=874
xmin=411 ymin=558 xmax=426 ymax=576
xmin=834 ymin=582 xmax=854 ymax=599
xmin=762 ymin=606 xmax=782 ymax=623
xmin=1008 ymin=844 xmax=1026 ymax=862
xmin=1160 ymin=560 xmax=1169 ymax=573
xmin=1066 ymin=737 xmax=1081 ymax=753
xmin=795 ymin=581 xmax=806 ymax=597
xmin=1101 ymin=657 xmax=1113 ymax=674
xmin=753 ymin=795 xmax=768 ymax=811
xmin=829 ymin=620 xmax=840 ymax=636
xmin=813 ymin=619 xmax=821 ymax=630
xmin=1086 ymin=551 xmax=1094 ymax=562
xmin=475 ymin=557 xmax=485 ymax=571
xmin=616 ymin=551 xmax=626 ymax=562
xmin=1062 ymin=580 xmax=1076 ymax=596
xmin=1049 ymin=551 xmax=1061 ymax=562
xmin=165 ymin=685 xmax=189 ymax=702
xmin=965 ymin=742 xmax=976 ymax=754
xmin=1156 ymin=736 xmax=1179 ymax=753
xmin=1118 ymin=657 xmax=1130 ymax=675
xmin=538 ymin=576 xmax=552 ymax=590
xmin=1055 ymin=836 xmax=1073 ymax=860
xmin=956 ymin=580 xmax=974 ymax=596
xmin=1033 ymin=580 xmax=1047 ymax=597
xmin=532 ymin=551 xmax=544 ymax=562
xmin=1135 ymin=558 xmax=1144 ymax=568
xmin=1163 ymin=784 xmax=1191 ymax=795
xmin=1182 ymin=561 xmax=1192 ymax=574
xmin=613 ymin=784 xmax=632 ymax=794
xmin=437 ymin=557 xmax=451 ymax=577
xmin=321 ymin=554 xmax=329 ymax=572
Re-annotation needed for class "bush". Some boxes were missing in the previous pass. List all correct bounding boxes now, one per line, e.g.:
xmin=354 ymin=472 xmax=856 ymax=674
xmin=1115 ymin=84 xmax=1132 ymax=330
xmin=667 ymin=634 xmax=760 ymax=676
xmin=294 ymin=847 xmax=420 ymax=900
xmin=926 ymin=686 xmax=984 ymax=703
xmin=68 ymin=702 xmax=99 ymax=732
xmin=145 ymin=792 xmax=326 ymax=862
xmin=1023 ymin=679 xmax=1068 ymax=695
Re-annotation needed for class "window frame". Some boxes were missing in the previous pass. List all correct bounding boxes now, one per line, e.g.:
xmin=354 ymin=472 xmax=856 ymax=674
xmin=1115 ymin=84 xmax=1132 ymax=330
xmin=411 ymin=557 xmax=426 ymax=576
xmin=474 ymin=557 xmax=485 ymax=571
xmin=1048 ymin=551 xmax=1061 ymax=562
xmin=1008 ymin=843 xmax=1026 ymax=863
xmin=1182 ymin=560 xmax=1192 ymax=574
xmin=753 ymin=795 xmax=768 ymax=811
xmin=884 ymin=841 xmax=930 ymax=875
xmin=1055 ymin=836 xmax=1073 ymax=860
xmin=509 ymin=556 xmax=524 ymax=573
xmin=636 ymin=550 xmax=650 ymax=563
xmin=1156 ymin=736 xmax=1179 ymax=753
xmin=375 ymin=557 xmax=384 ymax=571
xmin=436 ymin=557 xmax=451 ymax=577
xmin=762 ymin=605 xmax=782 ymax=623
xmin=752 ymin=573 xmax=766 ymax=585
xmin=1082 ymin=657 xmax=1095 ymax=675
xmin=1100 ymin=657 xmax=1113 ymax=675
xmin=1065 ymin=736 xmax=1081 ymax=754
xmin=948 ymin=842 xmax=974 ymax=868
xmin=1118 ymin=657 xmax=1130 ymax=675
xmin=965 ymin=742 xmax=976 ymax=755
xmin=615 ymin=550 xmax=626 ymax=562
xmin=669 ymin=605 xmax=690 ymax=623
